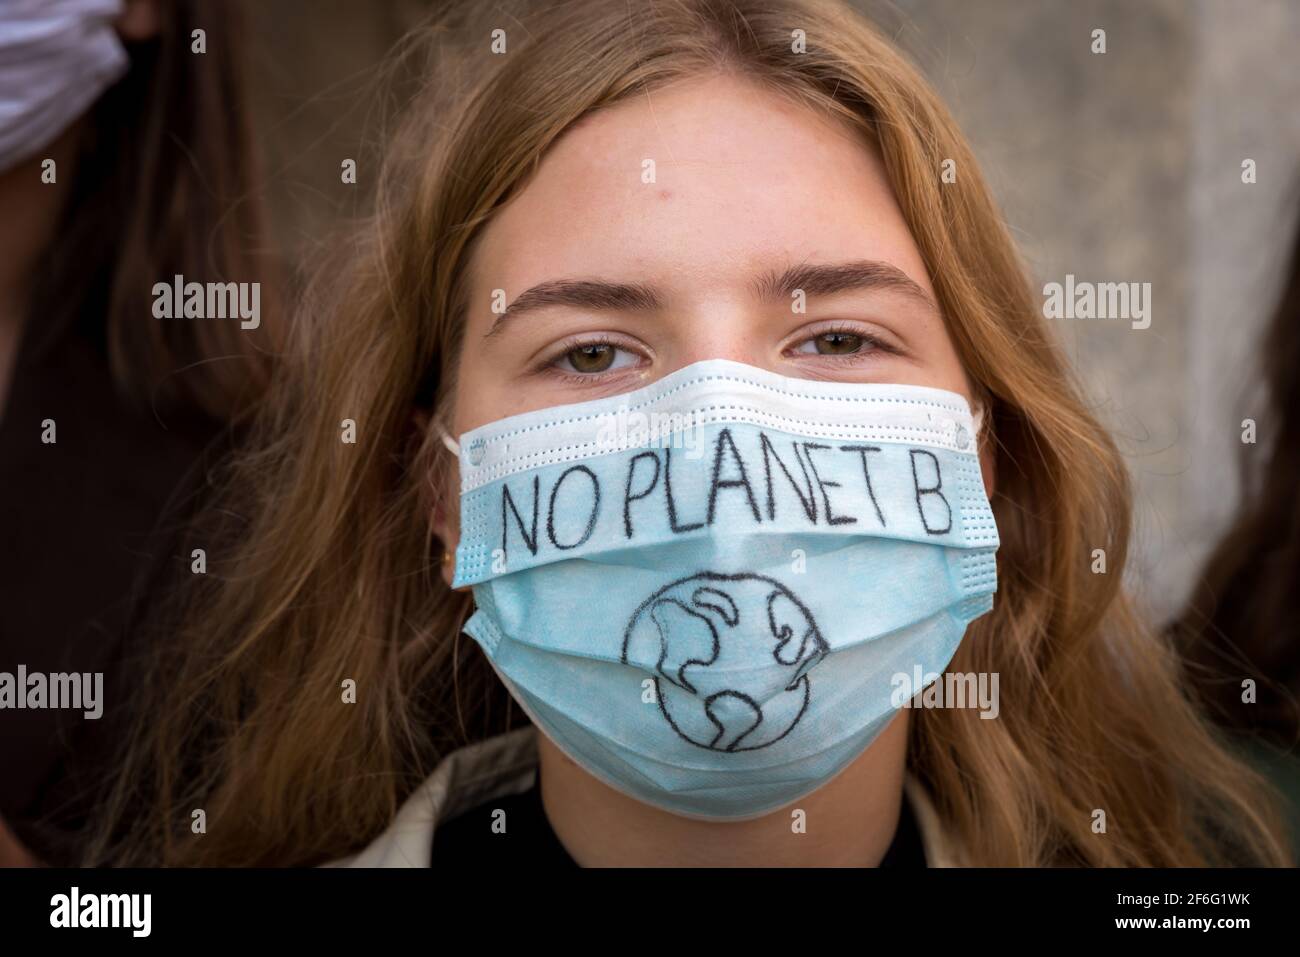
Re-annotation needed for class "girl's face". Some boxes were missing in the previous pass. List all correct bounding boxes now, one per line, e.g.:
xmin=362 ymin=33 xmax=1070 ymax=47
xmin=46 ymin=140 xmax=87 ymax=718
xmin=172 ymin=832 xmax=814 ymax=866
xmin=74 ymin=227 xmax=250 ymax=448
xmin=441 ymin=73 xmax=989 ymax=562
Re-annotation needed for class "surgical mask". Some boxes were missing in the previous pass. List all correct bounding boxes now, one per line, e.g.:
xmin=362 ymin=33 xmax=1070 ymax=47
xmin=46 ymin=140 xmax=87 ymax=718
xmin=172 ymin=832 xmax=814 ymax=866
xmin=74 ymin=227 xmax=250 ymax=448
xmin=442 ymin=358 xmax=998 ymax=821
xmin=0 ymin=0 xmax=128 ymax=173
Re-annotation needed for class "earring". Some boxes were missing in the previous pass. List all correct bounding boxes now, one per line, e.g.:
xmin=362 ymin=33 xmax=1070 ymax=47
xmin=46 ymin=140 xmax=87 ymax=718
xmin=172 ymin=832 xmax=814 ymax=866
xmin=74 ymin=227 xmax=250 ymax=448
xmin=441 ymin=548 xmax=472 ymax=595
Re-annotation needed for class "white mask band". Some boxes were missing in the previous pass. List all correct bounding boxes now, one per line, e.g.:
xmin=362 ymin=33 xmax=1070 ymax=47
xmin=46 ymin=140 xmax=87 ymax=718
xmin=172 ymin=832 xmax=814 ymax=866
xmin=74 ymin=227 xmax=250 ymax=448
xmin=0 ymin=0 xmax=129 ymax=173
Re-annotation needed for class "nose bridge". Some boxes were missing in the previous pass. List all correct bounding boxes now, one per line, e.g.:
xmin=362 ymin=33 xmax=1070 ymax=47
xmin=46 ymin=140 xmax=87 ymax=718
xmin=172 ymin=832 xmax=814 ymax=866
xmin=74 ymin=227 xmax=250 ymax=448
xmin=670 ymin=292 xmax=769 ymax=369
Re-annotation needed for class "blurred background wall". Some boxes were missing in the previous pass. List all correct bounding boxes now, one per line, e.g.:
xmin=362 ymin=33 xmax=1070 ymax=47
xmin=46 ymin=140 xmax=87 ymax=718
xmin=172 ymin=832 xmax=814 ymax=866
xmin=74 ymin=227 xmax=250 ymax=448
xmin=243 ymin=0 xmax=1300 ymax=623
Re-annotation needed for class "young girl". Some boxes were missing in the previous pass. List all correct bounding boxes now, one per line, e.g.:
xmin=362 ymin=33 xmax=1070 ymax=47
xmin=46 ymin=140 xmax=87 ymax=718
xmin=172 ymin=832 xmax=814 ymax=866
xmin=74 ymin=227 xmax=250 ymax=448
xmin=90 ymin=0 xmax=1291 ymax=867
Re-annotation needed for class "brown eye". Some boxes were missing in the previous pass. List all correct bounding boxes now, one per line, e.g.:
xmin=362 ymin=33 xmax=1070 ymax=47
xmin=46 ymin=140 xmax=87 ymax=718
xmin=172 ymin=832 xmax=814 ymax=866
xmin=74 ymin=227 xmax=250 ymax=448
xmin=564 ymin=343 xmax=617 ymax=373
xmin=813 ymin=331 xmax=863 ymax=355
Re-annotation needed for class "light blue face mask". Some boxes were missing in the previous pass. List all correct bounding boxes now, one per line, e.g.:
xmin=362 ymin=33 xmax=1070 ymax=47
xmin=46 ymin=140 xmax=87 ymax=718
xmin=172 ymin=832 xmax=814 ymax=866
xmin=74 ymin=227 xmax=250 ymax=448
xmin=445 ymin=358 xmax=998 ymax=821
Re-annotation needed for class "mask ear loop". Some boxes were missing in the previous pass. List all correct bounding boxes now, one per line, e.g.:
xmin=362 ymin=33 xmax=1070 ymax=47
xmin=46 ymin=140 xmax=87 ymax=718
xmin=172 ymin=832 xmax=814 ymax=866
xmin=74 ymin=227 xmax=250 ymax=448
xmin=434 ymin=425 xmax=472 ymax=592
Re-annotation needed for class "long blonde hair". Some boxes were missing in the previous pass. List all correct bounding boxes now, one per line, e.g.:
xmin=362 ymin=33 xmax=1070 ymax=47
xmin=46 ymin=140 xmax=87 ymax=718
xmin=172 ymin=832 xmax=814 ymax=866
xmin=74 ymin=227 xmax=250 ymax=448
xmin=89 ymin=0 xmax=1292 ymax=867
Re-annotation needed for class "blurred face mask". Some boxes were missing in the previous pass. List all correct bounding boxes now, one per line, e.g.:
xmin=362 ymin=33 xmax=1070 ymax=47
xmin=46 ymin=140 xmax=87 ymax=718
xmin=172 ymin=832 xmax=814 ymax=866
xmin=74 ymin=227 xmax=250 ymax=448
xmin=0 ymin=0 xmax=128 ymax=173
xmin=443 ymin=358 xmax=998 ymax=821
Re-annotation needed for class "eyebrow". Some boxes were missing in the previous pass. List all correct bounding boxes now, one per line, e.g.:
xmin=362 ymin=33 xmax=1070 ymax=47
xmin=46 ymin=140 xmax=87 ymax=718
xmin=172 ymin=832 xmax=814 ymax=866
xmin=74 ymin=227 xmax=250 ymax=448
xmin=752 ymin=260 xmax=936 ymax=309
xmin=484 ymin=259 xmax=936 ymax=338
xmin=485 ymin=280 xmax=662 ymax=338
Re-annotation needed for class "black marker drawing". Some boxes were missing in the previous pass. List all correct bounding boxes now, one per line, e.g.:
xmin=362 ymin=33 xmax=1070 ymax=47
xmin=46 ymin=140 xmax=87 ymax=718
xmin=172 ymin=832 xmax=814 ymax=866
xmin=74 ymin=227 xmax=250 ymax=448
xmin=909 ymin=448 xmax=952 ymax=534
xmin=621 ymin=572 xmax=829 ymax=752
xmin=498 ymin=433 xmax=958 ymax=566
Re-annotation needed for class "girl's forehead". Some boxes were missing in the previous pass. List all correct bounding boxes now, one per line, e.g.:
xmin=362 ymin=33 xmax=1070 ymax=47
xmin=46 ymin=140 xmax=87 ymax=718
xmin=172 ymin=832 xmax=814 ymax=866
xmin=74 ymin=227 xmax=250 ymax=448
xmin=468 ymin=74 xmax=930 ymax=305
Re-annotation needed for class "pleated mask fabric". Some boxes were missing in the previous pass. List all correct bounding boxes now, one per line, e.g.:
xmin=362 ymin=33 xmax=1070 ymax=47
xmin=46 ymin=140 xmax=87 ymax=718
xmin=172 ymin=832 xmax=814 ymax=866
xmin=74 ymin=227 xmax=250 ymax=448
xmin=447 ymin=359 xmax=998 ymax=821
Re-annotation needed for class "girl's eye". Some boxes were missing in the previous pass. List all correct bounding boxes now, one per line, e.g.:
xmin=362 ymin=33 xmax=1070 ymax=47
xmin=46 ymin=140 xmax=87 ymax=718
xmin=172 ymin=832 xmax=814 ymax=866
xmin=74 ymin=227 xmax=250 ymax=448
xmin=554 ymin=342 xmax=639 ymax=375
xmin=795 ymin=331 xmax=867 ymax=356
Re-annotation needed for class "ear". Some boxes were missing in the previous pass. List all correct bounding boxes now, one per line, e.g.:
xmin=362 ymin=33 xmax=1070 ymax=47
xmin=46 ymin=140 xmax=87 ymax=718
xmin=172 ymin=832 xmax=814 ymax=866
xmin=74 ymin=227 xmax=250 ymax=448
xmin=115 ymin=0 xmax=163 ymax=42
xmin=412 ymin=407 xmax=460 ymax=589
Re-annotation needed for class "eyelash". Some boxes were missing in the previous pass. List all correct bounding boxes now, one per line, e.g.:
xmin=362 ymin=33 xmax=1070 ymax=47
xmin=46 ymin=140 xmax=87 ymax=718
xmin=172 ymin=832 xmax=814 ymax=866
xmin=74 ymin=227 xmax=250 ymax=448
xmin=534 ymin=332 xmax=649 ymax=384
xmin=534 ymin=322 xmax=899 ymax=382
xmin=786 ymin=323 xmax=899 ymax=363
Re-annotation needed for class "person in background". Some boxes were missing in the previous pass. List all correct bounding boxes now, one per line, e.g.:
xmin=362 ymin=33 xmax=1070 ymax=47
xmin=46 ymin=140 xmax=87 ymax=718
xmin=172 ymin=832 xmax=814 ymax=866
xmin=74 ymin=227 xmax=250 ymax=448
xmin=1169 ymin=181 xmax=1300 ymax=854
xmin=0 ymin=0 xmax=276 ymax=865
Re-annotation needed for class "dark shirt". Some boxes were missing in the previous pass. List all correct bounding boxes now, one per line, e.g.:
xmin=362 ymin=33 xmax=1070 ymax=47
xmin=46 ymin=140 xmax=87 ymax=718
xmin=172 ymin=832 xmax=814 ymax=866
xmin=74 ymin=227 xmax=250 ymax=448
xmin=0 ymin=312 xmax=220 ymax=864
xmin=432 ymin=770 xmax=928 ymax=867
